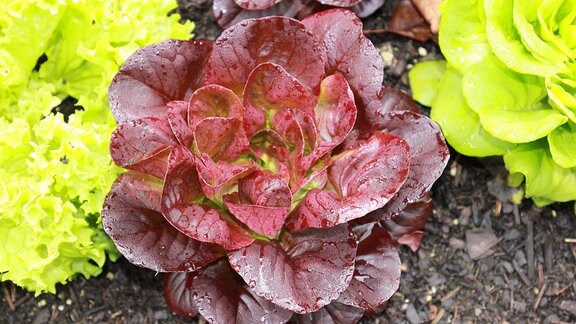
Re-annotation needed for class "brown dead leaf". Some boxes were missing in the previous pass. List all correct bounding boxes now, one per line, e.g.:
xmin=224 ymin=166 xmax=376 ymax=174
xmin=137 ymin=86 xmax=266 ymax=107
xmin=388 ymin=0 xmax=434 ymax=42
xmin=411 ymin=0 xmax=442 ymax=33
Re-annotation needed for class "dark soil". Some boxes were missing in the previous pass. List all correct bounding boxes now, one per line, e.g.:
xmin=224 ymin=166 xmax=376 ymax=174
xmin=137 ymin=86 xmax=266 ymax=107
xmin=2 ymin=1 xmax=575 ymax=323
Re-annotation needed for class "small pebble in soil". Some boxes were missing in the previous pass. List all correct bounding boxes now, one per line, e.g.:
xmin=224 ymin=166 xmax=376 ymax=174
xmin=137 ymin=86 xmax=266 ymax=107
xmin=378 ymin=43 xmax=395 ymax=67
xmin=417 ymin=47 xmax=428 ymax=56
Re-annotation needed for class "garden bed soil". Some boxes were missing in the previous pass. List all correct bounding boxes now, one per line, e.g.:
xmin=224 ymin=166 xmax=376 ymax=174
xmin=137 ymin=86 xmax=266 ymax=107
xmin=2 ymin=0 xmax=575 ymax=323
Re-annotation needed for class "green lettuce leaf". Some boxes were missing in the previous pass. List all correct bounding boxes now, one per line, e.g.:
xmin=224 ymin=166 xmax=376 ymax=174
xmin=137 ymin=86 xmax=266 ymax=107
xmin=547 ymin=70 xmax=576 ymax=122
xmin=428 ymin=67 xmax=515 ymax=156
xmin=410 ymin=0 xmax=576 ymax=206
xmin=548 ymin=121 xmax=576 ymax=168
xmin=0 ymin=1 xmax=65 ymax=89
xmin=484 ymin=0 xmax=573 ymax=76
xmin=408 ymin=60 xmax=447 ymax=106
xmin=504 ymin=140 xmax=576 ymax=205
xmin=0 ymin=0 xmax=193 ymax=295
xmin=438 ymin=0 xmax=492 ymax=73
xmin=462 ymin=55 xmax=567 ymax=143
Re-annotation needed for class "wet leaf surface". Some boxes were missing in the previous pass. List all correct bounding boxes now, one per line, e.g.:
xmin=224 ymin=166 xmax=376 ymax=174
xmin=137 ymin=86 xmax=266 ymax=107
xmin=109 ymin=39 xmax=213 ymax=124
xmin=228 ymin=224 xmax=357 ymax=313
xmin=3 ymin=1 xmax=576 ymax=323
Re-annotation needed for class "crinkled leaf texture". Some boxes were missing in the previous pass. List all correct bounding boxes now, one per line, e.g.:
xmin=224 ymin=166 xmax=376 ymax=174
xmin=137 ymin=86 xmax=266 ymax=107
xmin=0 ymin=0 xmax=193 ymax=295
xmin=104 ymin=10 xmax=449 ymax=322
xmin=410 ymin=0 xmax=576 ymax=206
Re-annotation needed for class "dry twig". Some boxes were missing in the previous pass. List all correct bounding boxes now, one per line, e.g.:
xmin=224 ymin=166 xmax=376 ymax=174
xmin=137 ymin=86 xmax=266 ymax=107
xmin=1 ymin=284 xmax=15 ymax=311
xmin=532 ymin=282 xmax=548 ymax=310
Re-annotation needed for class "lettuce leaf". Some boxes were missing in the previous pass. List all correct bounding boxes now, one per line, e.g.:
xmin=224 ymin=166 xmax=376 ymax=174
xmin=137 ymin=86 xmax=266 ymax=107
xmin=462 ymin=55 xmax=567 ymax=143
xmin=504 ymin=140 xmax=576 ymax=205
xmin=408 ymin=60 xmax=446 ymax=107
xmin=548 ymin=121 xmax=576 ymax=168
xmin=416 ymin=66 xmax=515 ymax=157
xmin=0 ymin=0 xmax=193 ymax=295
xmin=438 ymin=0 xmax=491 ymax=73
xmin=0 ymin=1 xmax=65 ymax=89
xmin=410 ymin=0 xmax=576 ymax=206
xmin=484 ymin=0 xmax=567 ymax=76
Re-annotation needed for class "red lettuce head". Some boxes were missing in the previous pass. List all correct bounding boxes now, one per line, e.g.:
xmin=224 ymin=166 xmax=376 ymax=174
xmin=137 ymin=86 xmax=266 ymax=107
xmin=214 ymin=0 xmax=386 ymax=28
xmin=103 ymin=9 xmax=449 ymax=322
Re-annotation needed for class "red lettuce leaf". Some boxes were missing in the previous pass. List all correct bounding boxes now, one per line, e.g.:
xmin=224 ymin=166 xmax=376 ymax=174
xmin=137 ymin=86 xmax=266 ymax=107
xmin=289 ymin=301 xmax=364 ymax=323
xmin=161 ymin=146 xmax=204 ymax=205
xmin=314 ymin=74 xmax=356 ymax=147
xmin=166 ymin=100 xmax=193 ymax=148
xmin=349 ymin=0 xmax=386 ymax=18
xmin=337 ymin=223 xmax=400 ymax=312
xmin=194 ymin=152 xmax=257 ymax=200
xmin=193 ymin=117 xmax=250 ymax=162
xmin=188 ymin=84 xmax=244 ymax=128
xmin=382 ymin=196 xmax=433 ymax=252
xmin=243 ymin=62 xmax=316 ymax=138
xmin=102 ymin=171 xmax=224 ymax=272
xmin=377 ymin=86 xmax=421 ymax=116
xmin=110 ymin=117 xmax=179 ymax=179
xmin=187 ymin=259 xmax=294 ymax=323
xmin=161 ymin=146 xmax=255 ymax=250
xmin=234 ymin=0 xmax=283 ymax=9
xmin=316 ymin=0 xmax=362 ymax=6
xmin=304 ymin=73 xmax=357 ymax=170
xmin=248 ymin=129 xmax=292 ymax=165
xmin=302 ymin=9 xmax=383 ymax=124
xmin=213 ymin=0 xmax=305 ymax=28
xmin=397 ymin=231 xmax=424 ymax=252
xmin=204 ymin=16 xmax=324 ymax=96
xmin=369 ymin=110 xmax=449 ymax=218
xmin=224 ymin=170 xmax=292 ymax=236
xmin=228 ymin=224 xmax=357 ymax=313
xmin=298 ymin=0 xmax=385 ymax=19
xmin=286 ymin=132 xmax=410 ymax=230
xmin=163 ymin=272 xmax=198 ymax=318
xmin=267 ymin=109 xmax=321 ymax=184
xmin=270 ymin=109 xmax=314 ymax=157
xmin=109 ymin=39 xmax=212 ymax=124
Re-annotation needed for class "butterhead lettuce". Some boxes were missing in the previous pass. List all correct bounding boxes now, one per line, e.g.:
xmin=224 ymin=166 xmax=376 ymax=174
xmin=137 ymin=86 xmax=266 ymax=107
xmin=409 ymin=0 xmax=576 ymax=206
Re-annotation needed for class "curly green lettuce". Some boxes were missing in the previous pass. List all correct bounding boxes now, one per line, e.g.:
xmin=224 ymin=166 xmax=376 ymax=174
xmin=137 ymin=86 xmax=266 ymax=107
xmin=409 ymin=0 xmax=576 ymax=206
xmin=0 ymin=0 xmax=193 ymax=294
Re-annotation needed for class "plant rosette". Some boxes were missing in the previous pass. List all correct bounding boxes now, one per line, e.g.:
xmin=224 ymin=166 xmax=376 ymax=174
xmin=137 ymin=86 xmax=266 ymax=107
xmin=409 ymin=0 xmax=576 ymax=206
xmin=102 ymin=9 xmax=449 ymax=322
xmin=213 ymin=0 xmax=385 ymax=28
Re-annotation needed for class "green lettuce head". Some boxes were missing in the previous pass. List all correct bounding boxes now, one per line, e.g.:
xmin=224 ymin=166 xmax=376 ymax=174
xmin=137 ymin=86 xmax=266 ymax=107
xmin=0 ymin=0 xmax=193 ymax=294
xmin=409 ymin=0 xmax=576 ymax=206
